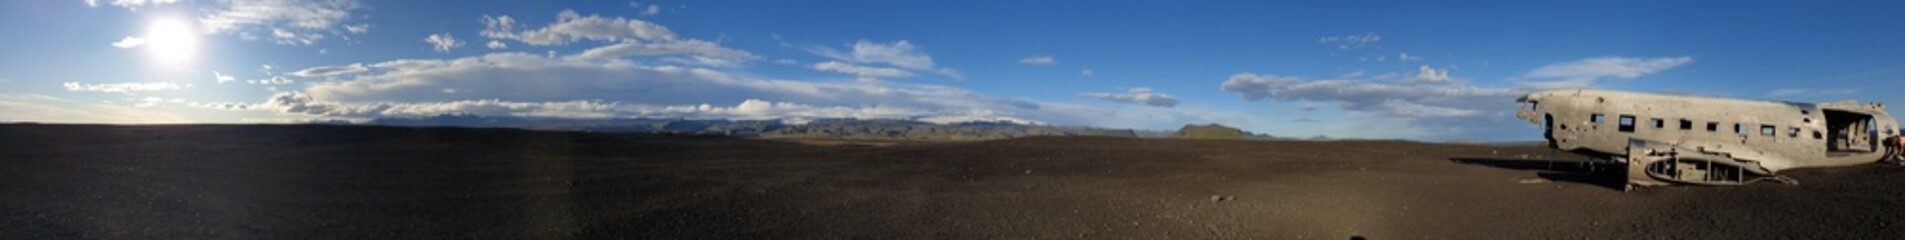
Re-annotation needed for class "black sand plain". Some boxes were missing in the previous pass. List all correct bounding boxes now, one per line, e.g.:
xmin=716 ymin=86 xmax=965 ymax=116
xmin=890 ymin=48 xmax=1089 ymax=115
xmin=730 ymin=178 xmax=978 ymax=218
xmin=3 ymin=124 xmax=1903 ymax=239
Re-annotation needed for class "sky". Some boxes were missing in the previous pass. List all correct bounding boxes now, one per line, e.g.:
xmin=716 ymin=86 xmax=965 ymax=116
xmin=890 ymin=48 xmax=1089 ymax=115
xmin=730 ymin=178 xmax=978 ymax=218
xmin=1 ymin=0 xmax=1902 ymax=140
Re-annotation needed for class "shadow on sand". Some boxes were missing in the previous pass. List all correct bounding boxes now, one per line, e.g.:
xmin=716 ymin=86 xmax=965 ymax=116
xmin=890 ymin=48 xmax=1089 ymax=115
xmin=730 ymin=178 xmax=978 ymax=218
xmin=1450 ymin=156 xmax=1628 ymax=191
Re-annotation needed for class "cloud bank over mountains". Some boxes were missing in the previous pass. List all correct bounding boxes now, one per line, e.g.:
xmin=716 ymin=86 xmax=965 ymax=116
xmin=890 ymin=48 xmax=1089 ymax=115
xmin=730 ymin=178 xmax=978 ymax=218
xmin=34 ymin=1 xmax=1713 ymax=141
xmin=215 ymin=8 xmax=1693 ymax=139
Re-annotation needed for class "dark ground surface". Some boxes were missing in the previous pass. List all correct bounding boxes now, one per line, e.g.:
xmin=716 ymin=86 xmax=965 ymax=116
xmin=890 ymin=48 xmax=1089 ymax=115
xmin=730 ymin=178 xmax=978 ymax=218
xmin=3 ymin=125 xmax=1904 ymax=239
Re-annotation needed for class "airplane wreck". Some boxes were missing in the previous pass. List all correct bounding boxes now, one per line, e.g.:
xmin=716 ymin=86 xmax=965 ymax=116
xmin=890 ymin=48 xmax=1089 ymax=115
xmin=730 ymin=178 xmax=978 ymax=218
xmin=1516 ymin=89 xmax=1904 ymax=189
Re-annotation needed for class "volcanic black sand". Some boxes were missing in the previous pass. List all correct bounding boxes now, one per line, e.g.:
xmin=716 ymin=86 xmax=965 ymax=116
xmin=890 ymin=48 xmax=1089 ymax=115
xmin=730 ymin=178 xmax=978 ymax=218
xmin=4 ymin=125 xmax=1904 ymax=239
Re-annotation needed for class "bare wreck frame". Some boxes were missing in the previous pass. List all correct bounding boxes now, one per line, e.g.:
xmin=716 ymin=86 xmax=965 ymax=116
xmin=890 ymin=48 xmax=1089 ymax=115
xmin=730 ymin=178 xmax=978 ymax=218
xmin=1516 ymin=89 xmax=1901 ymax=189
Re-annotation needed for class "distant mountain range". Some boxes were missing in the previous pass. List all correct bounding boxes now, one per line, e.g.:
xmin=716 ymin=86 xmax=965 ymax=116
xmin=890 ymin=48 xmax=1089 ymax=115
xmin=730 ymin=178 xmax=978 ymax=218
xmin=364 ymin=114 xmax=1141 ymax=140
xmin=3 ymin=114 xmax=1305 ymax=141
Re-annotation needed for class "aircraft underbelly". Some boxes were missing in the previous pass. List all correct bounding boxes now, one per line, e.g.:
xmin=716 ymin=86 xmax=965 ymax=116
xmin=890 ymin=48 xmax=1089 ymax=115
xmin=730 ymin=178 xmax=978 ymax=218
xmin=1625 ymin=139 xmax=1783 ymax=187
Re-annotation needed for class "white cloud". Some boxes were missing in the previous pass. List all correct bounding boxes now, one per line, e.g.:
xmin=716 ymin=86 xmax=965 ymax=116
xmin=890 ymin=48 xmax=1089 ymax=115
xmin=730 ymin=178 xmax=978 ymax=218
xmin=480 ymin=15 xmax=517 ymax=38
xmin=1374 ymin=99 xmax=1480 ymax=118
xmin=811 ymin=61 xmax=911 ymax=79
xmin=271 ymin=28 xmax=324 ymax=45
xmin=476 ymin=10 xmax=751 ymax=67
xmin=250 ymin=92 xmax=1045 ymax=125
xmin=294 ymin=52 xmax=758 ymax=104
xmin=1082 ymin=88 xmax=1179 ymax=107
xmin=191 ymin=45 xmax=1313 ymax=139
xmin=628 ymin=1 xmax=663 ymax=16
xmin=1218 ymin=56 xmax=1684 ymax=139
xmin=807 ymin=40 xmax=961 ymax=79
xmin=1220 ymin=73 xmax=1518 ymax=118
xmin=256 ymin=47 xmax=1063 ymax=126
xmin=199 ymin=0 xmax=363 ymax=45
xmin=289 ymin=63 xmax=368 ymax=77
xmin=343 ymin=24 xmax=369 ymax=34
xmin=1520 ymin=56 xmax=1693 ymax=88
xmin=566 ymin=39 xmax=755 ymax=62
xmin=133 ymin=97 xmax=169 ymax=108
xmin=153 ymin=12 xmax=1300 ymax=138
xmin=1398 ymin=52 xmax=1421 ymax=61
xmin=62 ymin=82 xmax=189 ymax=93
xmin=425 ymin=33 xmax=463 ymax=52
xmin=84 ymin=0 xmax=180 ymax=10
xmin=642 ymin=99 xmax=930 ymax=122
xmin=1318 ymin=32 xmax=1381 ymax=50
xmin=1220 ymin=72 xmax=1526 ymax=139
xmin=811 ymin=40 xmax=934 ymax=69
xmin=482 ymin=9 xmax=676 ymax=46
xmin=1338 ymin=71 xmax=1366 ymax=79
xmin=486 ymin=40 xmax=507 ymax=49
xmin=246 ymin=76 xmax=295 ymax=85
xmin=1404 ymin=65 xmax=1459 ymax=84
xmin=189 ymin=101 xmax=256 ymax=110
xmin=257 ymin=92 xmax=621 ymax=119
xmin=1214 ymin=56 xmax=1685 ymax=136
xmin=214 ymin=71 xmax=236 ymax=83
xmin=661 ymin=56 xmax=748 ymax=68
xmin=111 ymin=36 xmax=147 ymax=48
xmin=1019 ymin=55 xmax=1057 ymax=66
xmin=1081 ymin=69 xmax=1094 ymax=77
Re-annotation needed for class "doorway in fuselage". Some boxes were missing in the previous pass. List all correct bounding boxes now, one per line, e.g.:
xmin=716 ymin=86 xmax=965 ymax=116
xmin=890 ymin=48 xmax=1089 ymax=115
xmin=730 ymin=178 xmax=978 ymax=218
xmin=1826 ymin=109 xmax=1875 ymax=154
xmin=1544 ymin=114 xmax=1556 ymax=148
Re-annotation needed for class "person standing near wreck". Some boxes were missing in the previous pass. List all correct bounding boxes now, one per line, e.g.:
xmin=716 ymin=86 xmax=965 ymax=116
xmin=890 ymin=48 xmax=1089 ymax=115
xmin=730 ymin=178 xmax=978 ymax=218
xmin=1889 ymin=136 xmax=1905 ymax=163
xmin=1894 ymin=136 xmax=1905 ymax=158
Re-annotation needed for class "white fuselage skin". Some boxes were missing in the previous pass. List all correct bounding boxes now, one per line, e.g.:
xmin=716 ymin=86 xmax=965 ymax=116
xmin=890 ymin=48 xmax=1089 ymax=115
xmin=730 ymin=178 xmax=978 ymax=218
xmin=1517 ymin=89 xmax=1900 ymax=173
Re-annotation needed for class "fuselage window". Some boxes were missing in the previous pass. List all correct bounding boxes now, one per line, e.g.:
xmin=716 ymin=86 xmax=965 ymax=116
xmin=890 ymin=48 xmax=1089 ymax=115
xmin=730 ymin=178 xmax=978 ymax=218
xmin=1652 ymin=118 xmax=1665 ymax=129
xmin=1790 ymin=127 xmax=1801 ymax=138
xmin=1761 ymin=125 xmax=1777 ymax=136
xmin=1618 ymin=115 xmax=1636 ymax=132
xmin=1591 ymin=114 xmax=1605 ymax=123
xmin=1679 ymin=119 xmax=1693 ymax=130
xmin=1734 ymin=123 xmax=1745 ymax=135
xmin=1706 ymin=122 xmax=1719 ymax=132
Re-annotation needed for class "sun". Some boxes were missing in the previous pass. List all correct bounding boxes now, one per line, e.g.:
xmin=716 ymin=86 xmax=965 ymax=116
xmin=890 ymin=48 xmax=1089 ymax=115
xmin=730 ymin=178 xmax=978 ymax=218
xmin=144 ymin=18 xmax=199 ymax=67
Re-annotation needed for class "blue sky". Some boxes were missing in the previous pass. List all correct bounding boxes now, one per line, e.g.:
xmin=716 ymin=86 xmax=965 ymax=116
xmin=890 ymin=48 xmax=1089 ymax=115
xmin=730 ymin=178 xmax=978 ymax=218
xmin=1 ymin=0 xmax=1901 ymax=140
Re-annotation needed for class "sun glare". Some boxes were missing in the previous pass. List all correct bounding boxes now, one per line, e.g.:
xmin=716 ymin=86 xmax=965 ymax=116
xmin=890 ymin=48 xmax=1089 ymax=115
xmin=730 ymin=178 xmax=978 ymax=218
xmin=144 ymin=18 xmax=198 ymax=67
